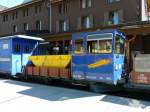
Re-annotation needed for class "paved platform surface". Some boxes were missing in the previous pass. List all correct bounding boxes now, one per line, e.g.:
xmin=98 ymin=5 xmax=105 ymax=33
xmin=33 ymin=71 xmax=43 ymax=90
xmin=0 ymin=79 xmax=149 ymax=112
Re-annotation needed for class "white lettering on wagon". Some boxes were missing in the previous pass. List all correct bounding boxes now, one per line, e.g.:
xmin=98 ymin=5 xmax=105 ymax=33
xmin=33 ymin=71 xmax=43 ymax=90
xmin=0 ymin=58 xmax=11 ymax=62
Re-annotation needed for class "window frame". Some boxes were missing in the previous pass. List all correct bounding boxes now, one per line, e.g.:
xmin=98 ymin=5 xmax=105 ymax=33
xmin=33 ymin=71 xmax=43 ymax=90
xmin=81 ymin=0 xmax=92 ymax=9
xmin=74 ymin=39 xmax=84 ymax=55
xmin=115 ymin=34 xmax=125 ymax=55
xmin=87 ymin=33 xmax=113 ymax=54
xmin=14 ymin=44 xmax=21 ymax=53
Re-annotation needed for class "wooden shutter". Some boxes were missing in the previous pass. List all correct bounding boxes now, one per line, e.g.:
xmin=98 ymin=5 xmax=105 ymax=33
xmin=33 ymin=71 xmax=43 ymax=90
xmin=118 ymin=9 xmax=124 ymax=23
xmin=66 ymin=19 xmax=69 ymax=31
xmin=77 ymin=17 xmax=82 ymax=30
xmin=89 ymin=15 xmax=94 ymax=28
xmin=56 ymin=20 xmax=60 ymax=33
xmin=104 ymin=12 xmax=109 ymax=25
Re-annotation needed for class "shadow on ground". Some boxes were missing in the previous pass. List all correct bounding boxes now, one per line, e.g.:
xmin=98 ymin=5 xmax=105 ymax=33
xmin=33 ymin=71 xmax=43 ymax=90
xmin=100 ymin=94 xmax=150 ymax=109
xmin=3 ymin=79 xmax=98 ymax=101
xmin=2 ymin=79 xmax=150 ymax=109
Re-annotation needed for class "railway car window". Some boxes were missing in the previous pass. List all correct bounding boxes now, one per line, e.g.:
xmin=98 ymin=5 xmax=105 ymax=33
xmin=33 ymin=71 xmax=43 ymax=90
xmin=14 ymin=44 xmax=20 ymax=53
xmin=52 ymin=42 xmax=63 ymax=55
xmin=74 ymin=39 xmax=84 ymax=54
xmin=88 ymin=39 xmax=112 ymax=54
xmin=98 ymin=39 xmax=112 ymax=53
xmin=115 ymin=35 xmax=124 ymax=54
xmin=87 ymin=40 xmax=97 ymax=54
xmin=24 ymin=45 xmax=30 ymax=53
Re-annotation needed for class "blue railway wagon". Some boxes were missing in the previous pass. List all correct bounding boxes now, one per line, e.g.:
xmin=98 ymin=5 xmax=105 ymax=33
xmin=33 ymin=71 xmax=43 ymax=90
xmin=0 ymin=35 xmax=43 ymax=76
xmin=72 ymin=29 xmax=126 ymax=85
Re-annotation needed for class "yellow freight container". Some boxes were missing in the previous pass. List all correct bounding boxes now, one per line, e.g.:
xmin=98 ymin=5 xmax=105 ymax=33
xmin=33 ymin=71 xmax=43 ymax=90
xmin=28 ymin=55 xmax=71 ymax=68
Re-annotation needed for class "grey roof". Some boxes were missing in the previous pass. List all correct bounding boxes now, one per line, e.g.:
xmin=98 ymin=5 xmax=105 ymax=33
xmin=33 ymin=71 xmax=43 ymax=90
xmin=0 ymin=5 xmax=7 ymax=11
xmin=22 ymin=0 xmax=32 ymax=4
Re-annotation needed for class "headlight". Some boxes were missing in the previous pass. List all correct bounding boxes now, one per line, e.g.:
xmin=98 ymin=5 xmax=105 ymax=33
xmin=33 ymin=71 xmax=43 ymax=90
xmin=115 ymin=64 xmax=122 ymax=70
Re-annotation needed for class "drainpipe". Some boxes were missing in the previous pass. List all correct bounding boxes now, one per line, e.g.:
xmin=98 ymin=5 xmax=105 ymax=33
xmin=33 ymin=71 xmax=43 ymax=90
xmin=49 ymin=0 xmax=52 ymax=33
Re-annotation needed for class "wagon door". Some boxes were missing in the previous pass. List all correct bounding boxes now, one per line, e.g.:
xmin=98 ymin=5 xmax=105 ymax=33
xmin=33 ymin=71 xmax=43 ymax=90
xmin=12 ymin=40 xmax=22 ymax=76
xmin=72 ymin=36 xmax=86 ymax=80
xmin=22 ymin=40 xmax=35 ymax=67
xmin=85 ymin=34 xmax=114 ymax=84
xmin=113 ymin=34 xmax=125 ymax=83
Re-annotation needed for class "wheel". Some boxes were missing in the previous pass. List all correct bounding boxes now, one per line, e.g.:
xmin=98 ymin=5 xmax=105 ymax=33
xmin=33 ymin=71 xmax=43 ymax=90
xmin=89 ymin=82 xmax=123 ymax=93
xmin=89 ymin=82 xmax=106 ymax=93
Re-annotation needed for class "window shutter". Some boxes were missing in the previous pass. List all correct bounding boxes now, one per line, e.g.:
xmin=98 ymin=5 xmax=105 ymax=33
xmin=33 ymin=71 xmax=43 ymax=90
xmin=104 ymin=12 xmax=109 ymax=25
xmin=89 ymin=15 xmax=94 ymax=28
xmin=56 ymin=20 xmax=60 ymax=33
xmin=82 ymin=0 xmax=86 ymax=8
xmin=118 ymin=9 xmax=124 ymax=23
xmin=66 ymin=19 xmax=69 ymax=31
xmin=77 ymin=17 xmax=82 ymax=30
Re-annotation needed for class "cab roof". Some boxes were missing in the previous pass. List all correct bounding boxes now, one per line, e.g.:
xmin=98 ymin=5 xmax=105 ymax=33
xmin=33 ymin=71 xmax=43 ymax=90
xmin=72 ymin=29 xmax=125 ymax=39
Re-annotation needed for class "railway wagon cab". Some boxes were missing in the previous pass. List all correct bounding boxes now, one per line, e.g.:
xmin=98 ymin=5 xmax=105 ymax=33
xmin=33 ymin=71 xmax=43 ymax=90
xmin=72 ymin=30 xmax=126 ymax=85
xmin=0 ymin=35 xmax=44 ymax=76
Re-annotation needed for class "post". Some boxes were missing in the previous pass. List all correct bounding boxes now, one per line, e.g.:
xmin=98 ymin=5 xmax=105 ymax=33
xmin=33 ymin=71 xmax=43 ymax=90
xmin=126 ymin=41 xmax=130 ymax=74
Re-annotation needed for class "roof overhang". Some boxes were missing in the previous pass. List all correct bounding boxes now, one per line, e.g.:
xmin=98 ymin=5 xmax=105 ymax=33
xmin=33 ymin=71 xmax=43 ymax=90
xmin=42 ymin=21 xmax=150 ymax=40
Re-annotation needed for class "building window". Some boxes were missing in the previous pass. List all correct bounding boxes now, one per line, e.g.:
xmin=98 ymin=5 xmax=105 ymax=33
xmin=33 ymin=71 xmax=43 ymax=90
xmin=108 ymin=10 xmax=123 ymax=24
xmin=59 ymin=20 xmax=69 ymax=32
xmin=81 ymin=0 xmax=92 ymax=9
xmin=104 ymin=10 xmax=123 ymax=25
xmin=12 ymin=11 xmax=18 ymax=20
xmin=23 ymin=8 xmax=29 ymax=17
xmin=107 ymin=0 xmax=120 ymax=4
xmin=12 ymin=13 xmax=15 ymax=20
xmin=58 ymin=1 xmax=69 ymax=14
xmin=3 ymin=15 xmax=8 ymax=22
xmin=16 ymin=11 xmax=18 ymax=19
xmin=24 ymin=23 xmax=29 ymax=31
xmin=13 ymin=25 xmax=17 ymax=33
xmin=35 ymin=5 xmax=41 ymax=14
xmin=36 ymin=20 xmax=42 ymax=30
xmin=81 ymin=16 xmax=93 ymax=29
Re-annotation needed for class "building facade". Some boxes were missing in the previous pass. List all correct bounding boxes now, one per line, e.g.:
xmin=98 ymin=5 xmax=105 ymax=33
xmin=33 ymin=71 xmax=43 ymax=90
xmin=51 ymin=0 xmax=141 ymax=34
xmin=0 ymin=0 xmax=49 ymax=36
xmin=0 ymin=0 xmax=150 ymax=37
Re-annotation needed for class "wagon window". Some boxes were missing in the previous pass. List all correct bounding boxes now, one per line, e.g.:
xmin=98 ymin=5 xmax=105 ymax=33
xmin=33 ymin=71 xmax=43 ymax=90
xmin=14 ymin=44 xmax=20 ymax=53
xmin=115 ymin=35 xmax=125 ymax=54
xmin=74 ymin=39 xmax=84 ymax=54
xmin=98 ymin=39 xmax=112 ymax=53
xmin=24 ymin=45 xmax=30 ymax=53
xmin=88 ymin=39 xmax=112 ymax=54
xmin=87 ymin=40 xmax=97 ymax=54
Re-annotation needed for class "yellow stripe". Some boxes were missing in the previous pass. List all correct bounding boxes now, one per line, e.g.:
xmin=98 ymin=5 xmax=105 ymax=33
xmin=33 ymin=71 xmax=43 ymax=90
xmin=88 ymin=59 xmax=111 ymax=69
